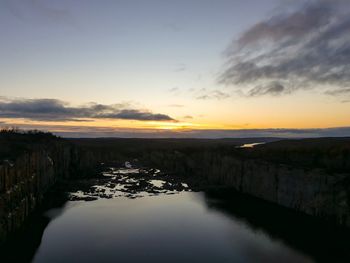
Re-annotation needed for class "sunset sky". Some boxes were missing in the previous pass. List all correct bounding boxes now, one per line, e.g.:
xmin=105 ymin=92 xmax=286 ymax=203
xmin=1 ymin=0 xmax=349 ymax=137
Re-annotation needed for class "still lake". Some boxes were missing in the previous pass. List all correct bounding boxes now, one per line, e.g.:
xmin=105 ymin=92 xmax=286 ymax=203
xmin=3 ymin=164 xmax=349 ymax=263
xmin=32 ymin=192 xmax=312 ymax=263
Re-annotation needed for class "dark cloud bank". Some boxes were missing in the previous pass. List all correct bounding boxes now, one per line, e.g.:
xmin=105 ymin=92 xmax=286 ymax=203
xmin=0 ymin=98 xmax=174 ymax=122
xmin=219 ymin=0 xmax=350 ymax=97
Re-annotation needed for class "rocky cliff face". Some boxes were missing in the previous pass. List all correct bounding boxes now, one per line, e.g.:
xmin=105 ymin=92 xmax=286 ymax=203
xmin=143 ymin=150 xmax=350 ymax=227
xmin=0 ymin=142 xmax=71 ymax=243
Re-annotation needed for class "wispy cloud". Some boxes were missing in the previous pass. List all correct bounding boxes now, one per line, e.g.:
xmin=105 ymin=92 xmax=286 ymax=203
xmin=174 ymin=63 xmax=187 ymax=72
xmin=196 ymin=90 xmax=230 ymax=100
xmin=168 ymin=104 xmax=184 ymax=108
xmin=248 ymin=82 xmax=286 ymax=96
xmin=3 ymin=0 xmax=75 ymax=26
xmin=0 ymin=98 xmax=175 ymax=122
xmin=169 ymin=87 xmax=180 ymax=93
xmin=219 ymin=0 xmax=350 ymax=97
xmin=324 ymin=88 xmax=350 ymax=96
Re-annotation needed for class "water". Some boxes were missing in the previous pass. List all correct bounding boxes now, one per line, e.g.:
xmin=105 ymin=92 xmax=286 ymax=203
xmin=238 ymin=142 xmax=265 ymax=148
xmin=32 ymin=193 xmax=312 ymax=263
xmin=2 ymin=165 xmax=350 ymax=263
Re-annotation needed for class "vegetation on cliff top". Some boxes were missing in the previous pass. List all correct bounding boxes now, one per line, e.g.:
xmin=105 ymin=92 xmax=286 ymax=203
xmin=71 ymin=137 xmax=350 ymax=173
xmin=1 ymin=128 xmax=349 ymax=172
xmin=249 ymin=138 xmax=350 ymax=173
xmin=0 ymin=128 xmax=60 ymax=161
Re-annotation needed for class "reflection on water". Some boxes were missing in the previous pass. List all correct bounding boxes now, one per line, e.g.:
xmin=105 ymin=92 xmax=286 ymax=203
xmin=1 ymin=166 xmax=349 ymax=263
xmin=203 ymin=189 xmax=350 ymax=263
xmin=237 ymin=142 xmax=265 ymax=148
xmin=32 ymin=193 xmax=312 ymax=263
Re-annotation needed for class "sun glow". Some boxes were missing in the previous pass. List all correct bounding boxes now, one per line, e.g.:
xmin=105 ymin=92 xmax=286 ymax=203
xmin=150 ymin=121 xmax=202 ymax=130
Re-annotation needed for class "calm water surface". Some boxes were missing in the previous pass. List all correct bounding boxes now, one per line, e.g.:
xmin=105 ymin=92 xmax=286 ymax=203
xmin=3 ymin=164 xmax=348 ymax=263
xmin=32 ymin=192 xmax=312 ymax=263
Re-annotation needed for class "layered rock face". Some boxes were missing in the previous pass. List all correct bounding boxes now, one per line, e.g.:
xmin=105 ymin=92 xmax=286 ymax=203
xmin=144 ymin=150 xmax=350 ymax=227
xmin=0 ymin=142 xmax=76 ymax=243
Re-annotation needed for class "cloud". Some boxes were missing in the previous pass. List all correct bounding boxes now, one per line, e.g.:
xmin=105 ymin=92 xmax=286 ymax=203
xmin=100 ymin=109 xmax=174 ymax=121
xmin=196 ymin=90 xmax=230 ymax=100
xmin=3 ymin=0 xmax=75 ymax=26
xmin=248 ymin=82 xmax=286 ymax=96
xmin=219 ymin=0 xmax=350 ymax=97
xmin=168 ymin=104 xmax=184 ymax=108
xmin=0 ymin=98 xmax=175 ymax=122
xmin=324 ymin=88 xmax=350 ymax=96
xmin=183 ymin=115 xmax=193 ymax=119
xmin=174 ymin=63 xmax=187 ymax=72
xmin=169 ymin=87 xmax=180 ymax=93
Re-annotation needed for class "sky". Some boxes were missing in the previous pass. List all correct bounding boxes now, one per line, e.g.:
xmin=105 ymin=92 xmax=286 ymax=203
xmin=0 ymin=0 xmax=349 ymax=138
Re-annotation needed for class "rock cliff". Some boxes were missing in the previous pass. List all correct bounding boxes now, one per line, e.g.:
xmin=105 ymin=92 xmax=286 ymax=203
xmin=0 ymin=141 xmax=72 ymax=243
xmin=143 ymin=147 xmax=350 ymax=227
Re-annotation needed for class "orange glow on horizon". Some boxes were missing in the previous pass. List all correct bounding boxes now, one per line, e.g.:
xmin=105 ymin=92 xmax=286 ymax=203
xmin=1 ymin=116 xmax=349 ymax=134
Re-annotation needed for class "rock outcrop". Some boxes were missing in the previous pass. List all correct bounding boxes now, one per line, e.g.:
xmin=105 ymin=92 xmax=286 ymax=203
xmin=143 ymin=149 xmax=350 ymax=227
xmin=0 ymin=141 xmax=71 ymax=243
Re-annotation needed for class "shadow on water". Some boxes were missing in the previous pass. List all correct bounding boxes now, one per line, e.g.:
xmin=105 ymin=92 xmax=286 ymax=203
xmin=203 ymin=188 xmax=350 ymax=263
xmin=1 ymin=185 xmax=350 ymax=263
xmin=0 ymin=189 xmax=68 ymax=263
